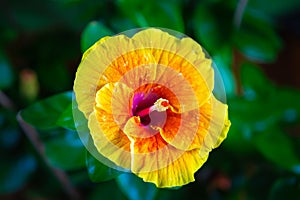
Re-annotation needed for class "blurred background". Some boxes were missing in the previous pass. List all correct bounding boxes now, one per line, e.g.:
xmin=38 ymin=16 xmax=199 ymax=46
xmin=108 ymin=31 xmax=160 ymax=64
xmin=1 ymin=0 xmax=300 ymax=199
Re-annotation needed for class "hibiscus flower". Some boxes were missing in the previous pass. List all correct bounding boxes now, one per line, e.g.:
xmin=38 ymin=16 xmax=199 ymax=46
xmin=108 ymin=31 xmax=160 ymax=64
xmin=74 ymin=28 xmax=231 ymax=188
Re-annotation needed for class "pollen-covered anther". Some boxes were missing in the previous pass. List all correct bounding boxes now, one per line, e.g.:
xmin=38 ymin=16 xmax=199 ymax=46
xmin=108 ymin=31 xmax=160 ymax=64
xmin=152 ymin=98 xmax=169 ymax=112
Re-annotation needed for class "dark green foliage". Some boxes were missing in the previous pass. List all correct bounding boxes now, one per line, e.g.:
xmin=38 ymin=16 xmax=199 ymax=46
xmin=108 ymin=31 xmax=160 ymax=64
xmin=116 ymin=173 xmax=158 ymax=200
xmin=86 ymin=151 xmax=123 ymax=182
xmin=20 ymin=91 xmax=72 ymax=130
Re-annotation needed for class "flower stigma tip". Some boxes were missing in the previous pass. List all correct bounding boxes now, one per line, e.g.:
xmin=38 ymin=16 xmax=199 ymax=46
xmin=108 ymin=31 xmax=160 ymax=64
xmin=153 ymin=98 xmax=169 ymax=112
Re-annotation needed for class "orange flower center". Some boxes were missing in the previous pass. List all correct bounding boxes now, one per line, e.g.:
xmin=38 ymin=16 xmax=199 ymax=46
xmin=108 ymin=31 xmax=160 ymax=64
xmin=130 ymin=84 xmax=178 ymax=127
xmin=131 ymin=94 xmax=170 ymax=127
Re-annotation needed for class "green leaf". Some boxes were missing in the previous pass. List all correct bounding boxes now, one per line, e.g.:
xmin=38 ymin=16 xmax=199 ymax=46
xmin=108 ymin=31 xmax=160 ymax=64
xmin=155 ymin=0 xmax=184 ymax=32
xmin=155 ymin=187 xmax=187 ymax=200
xmin=223 ymin=117 xmax=255 ymax=154
xmin=193 ymin=2 xmax=233 ymax=54
xmin=240 ymin=62 xmax=275 ymax=97
xmin=193 ymin=5 xmax=222 ymax=54
xmin=37 ymin=63 xmax=72 ymax=93
xmin=234 ymin=30 xmax=278 ymax=62
xmin=56 ymin=103 xmax=75 ymax=130
xmin=212 ymin=46 xmax=236 ymax=97
xmin=253 ymin=127 xmax=300 ymax=171
xmin=0 ymin=155 xmax=36 ymax=194
xmin=10 ymin=0 xmax=56 ymax=31
xmin=81 ymin=21 xmax=114 ymax=52
xmin=276 ymin=88 xmax=300 ymax=124
xmin=248 ymin=0 xmax=300 ymax=16
xmin=86 ymin=151 xmax=122 ymax=182
xmin=109 ymin=18 xmax=137 ymax=33
xmin=117 ymin=0 xmax=184 ymax=32
xmin=88 ymin=180 xmax=127 ymax=200
xmin=0 ymin=51 xmax=14 ymax=90
xmin=225 ymin=62 xmax=300 ymax=158
xmin=234 ymin=9 xmax=282 ymax=63
xmin=20 ymin=91 xmax=72 ymax=129
xmin=44 ymin=129 xmax=86 ymax=171
xmin=269 ymin=178 xmax=300 ymax=200
xmin=116 ymin=173 xmax=158 ymax=200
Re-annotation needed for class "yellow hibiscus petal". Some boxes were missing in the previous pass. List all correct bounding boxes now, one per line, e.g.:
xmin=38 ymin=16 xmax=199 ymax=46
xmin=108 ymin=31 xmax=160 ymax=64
xmin=165 ymin=53 xmax=213 ymax=108
xmin=118 ymin=63 xmax=200 ymax=113
xmin=88 ymin=111 xmax=131 ymax=169
xmin=89 ymin=82 xmax=135 ymax=169
xmin=159 ymin=109 xmax=202 ymax=151
xmin=200 ymin=95 xmax=231 ymax=155
xmin=98 ymin=49 xmax=157 ymax=87
xmin=81 ymin=36 xmax=110 ymax=61
xmin=160 ymin=95 xmax=230 ymax=152
xmin=123 ymin=119 xmax=181 ymax=174
xmin=207 ymin=98 xmax=231 ymax=149
xmin=75 ymin=28 xmax=214 ymax=119
xmin=95 ymin=82 xmax=133 ymax=128
xmin=123 ymin=119 xmax=207 ymax=187
xmin=135 ymin=148 xmax=209 ymax=188
xmin=74 ymin=34 xmax=139 ymax=118
xmin=132 ymin=28 xmax=213 ymax=107
xmin=123 ymin=116 xmax=159 ymax=138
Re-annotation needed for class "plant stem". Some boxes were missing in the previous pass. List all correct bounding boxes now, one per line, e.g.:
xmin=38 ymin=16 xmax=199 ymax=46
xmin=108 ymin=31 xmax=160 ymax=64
xmin=0 ymin=90 xmax=15 ymax=111
xmin=233 ymin=0 xmax=248 ymax=29
xmin=17 ymin=113 xmax=81 ymax=200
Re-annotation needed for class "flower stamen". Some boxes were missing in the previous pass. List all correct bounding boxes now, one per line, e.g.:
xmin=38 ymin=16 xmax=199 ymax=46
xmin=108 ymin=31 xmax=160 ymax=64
xmin=153 ymin=98 xmax=169 ymax=112
xmin=136 ymin=98 xmax=169 ymax=118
